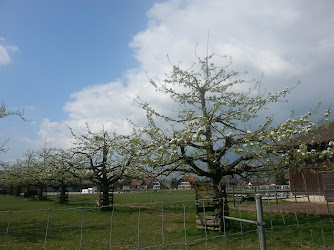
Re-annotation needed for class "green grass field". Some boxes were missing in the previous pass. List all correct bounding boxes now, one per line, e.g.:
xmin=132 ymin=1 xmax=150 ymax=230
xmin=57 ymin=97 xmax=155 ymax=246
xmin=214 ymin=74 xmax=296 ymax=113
xmin=1 ymin=190 xmax=333 ymax=249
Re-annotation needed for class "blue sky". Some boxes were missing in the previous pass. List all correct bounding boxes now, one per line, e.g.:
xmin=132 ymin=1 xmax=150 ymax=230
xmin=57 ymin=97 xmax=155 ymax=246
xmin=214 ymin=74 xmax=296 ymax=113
xmin=0 ymin=1 xmax=157 ymax=120
xmin=0 ymin=0 xmax=159 ymax=159
xmin=1 ymin=0 xmax=334 ymax=162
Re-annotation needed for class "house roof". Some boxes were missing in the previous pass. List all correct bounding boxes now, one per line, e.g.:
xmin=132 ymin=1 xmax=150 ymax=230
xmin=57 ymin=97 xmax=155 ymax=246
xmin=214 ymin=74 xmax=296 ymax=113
xmin=287 ymin=122 xmax=334 ymax=147
xmin=180 ymin=176 xmax=199 ymax=183
xmin=131 ymin=179 xmax=142 ymax=187
xmin=131 ymin=178 xmax=161 ymax=187
xmin=144 ymin=179 xmax=154 ymax=186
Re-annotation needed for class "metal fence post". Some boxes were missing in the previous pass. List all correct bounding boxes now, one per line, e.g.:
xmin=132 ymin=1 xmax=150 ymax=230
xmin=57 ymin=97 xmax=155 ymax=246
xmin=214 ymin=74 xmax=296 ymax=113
xmin=255 ymin=193 xmax=266 ymax=250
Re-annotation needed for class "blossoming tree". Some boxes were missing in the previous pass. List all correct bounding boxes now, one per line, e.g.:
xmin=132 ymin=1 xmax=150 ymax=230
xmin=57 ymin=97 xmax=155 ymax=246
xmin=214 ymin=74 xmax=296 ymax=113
xmin=39 ymin=147 xmax=83 ymax=204
xmin=0 ymin=103 xmax=26 ymax=154
xmin=138 ymin=54 xmax=332 ymax=229
xmin=70 ymin=125 xmax=144 ymax=210
xmin=3 ymin=150 xmax=48 ymax=198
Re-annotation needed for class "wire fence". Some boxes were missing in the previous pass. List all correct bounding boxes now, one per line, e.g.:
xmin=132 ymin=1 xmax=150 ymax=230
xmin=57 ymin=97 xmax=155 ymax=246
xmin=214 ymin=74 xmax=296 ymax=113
xmin=44 ymin=185 xmax=325 ymax=205
xmin=1 ymin=193 xmax=334 ymax=249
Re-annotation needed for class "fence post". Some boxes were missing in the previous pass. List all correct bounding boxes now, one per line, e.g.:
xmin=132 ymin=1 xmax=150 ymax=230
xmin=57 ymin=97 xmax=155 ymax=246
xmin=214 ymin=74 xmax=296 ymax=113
xmin=255 ymin=193 xmax=266 ymax=250
xmin=233 ymin=187 xmax=236 ymax=207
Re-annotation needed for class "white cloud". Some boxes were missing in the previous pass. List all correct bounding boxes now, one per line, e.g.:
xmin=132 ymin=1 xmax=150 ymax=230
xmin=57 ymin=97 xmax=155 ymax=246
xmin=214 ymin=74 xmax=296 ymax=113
xmin=6 ymin=45 xmax=19 ymax=53
xmin=0 ymin=38 xmax=18 ymax=67
xmin=0 ymin=45 xmax=11 ymax=66
xmin=37 ymin=119 xmax=76 ymax=148
xmin=34 ymin=0 xmax=334 ymax=150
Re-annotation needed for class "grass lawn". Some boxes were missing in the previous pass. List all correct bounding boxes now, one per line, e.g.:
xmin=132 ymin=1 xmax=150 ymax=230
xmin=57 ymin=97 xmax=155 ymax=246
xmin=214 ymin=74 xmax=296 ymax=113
xmin=1 ymin=190 xmax=333 ymax=249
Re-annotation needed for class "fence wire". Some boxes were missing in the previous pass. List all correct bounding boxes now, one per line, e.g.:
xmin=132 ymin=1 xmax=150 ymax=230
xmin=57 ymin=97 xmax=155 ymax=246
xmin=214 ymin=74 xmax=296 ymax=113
xmin=1 ymin=194 xmax=334 ymax=249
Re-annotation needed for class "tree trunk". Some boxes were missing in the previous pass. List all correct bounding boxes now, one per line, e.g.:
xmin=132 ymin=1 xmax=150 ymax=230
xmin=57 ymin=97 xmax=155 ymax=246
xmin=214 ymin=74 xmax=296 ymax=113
xmin=37 ymin=186 xmax=44 ymax=200
xmin=58 ymin=184 xmax=67 ymax=204
xmin=14 ymin=186 xmax=21 ymax=196
xmin=101 ymin=184 xmax=111 ymax=211
xmin=211 ymin=178 xmax=229 ymax=232
xmin=9 ymin=185 xmax=16 ymax=195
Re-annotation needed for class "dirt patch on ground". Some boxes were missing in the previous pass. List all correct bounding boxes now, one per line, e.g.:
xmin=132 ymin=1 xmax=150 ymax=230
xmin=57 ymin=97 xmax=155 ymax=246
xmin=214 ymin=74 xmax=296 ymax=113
xmin=236 ymin=202 xmax=334 ymax=215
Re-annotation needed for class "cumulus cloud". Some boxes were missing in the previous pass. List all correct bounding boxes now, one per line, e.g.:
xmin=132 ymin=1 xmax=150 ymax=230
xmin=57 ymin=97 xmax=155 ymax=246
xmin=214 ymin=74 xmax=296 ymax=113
xmin=0 ymin=45 xmax=11 ymax=66
xmin=35 ymin=0 xmax=334 ymax=149
xmin=0 ymin=37 xmax=18 ymax=67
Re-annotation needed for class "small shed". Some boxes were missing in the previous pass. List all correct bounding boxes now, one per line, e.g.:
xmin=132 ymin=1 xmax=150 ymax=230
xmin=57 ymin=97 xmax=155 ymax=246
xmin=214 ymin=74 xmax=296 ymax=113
xmin=289 ymin=122 xmax=334 ymax=201
xmin=290 ymin=163 xmax=334 ymax=201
